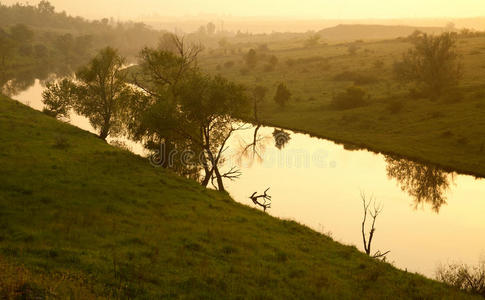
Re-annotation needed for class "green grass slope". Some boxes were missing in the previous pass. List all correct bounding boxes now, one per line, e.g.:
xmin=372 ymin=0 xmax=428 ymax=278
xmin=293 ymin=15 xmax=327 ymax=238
xmin=0 ymin=96 xmax=477 ymax=299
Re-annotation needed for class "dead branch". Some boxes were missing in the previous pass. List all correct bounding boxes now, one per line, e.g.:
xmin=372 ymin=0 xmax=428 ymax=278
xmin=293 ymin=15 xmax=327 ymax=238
xmin=361 ymin=192 xmax=390 ymax=260
xmin=249 ymin=188 xmax=272 ymax=211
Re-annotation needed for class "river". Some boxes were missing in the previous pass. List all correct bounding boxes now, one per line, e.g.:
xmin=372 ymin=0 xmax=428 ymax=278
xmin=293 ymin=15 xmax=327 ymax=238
xmin=10 ymin=79 xmax=485 ymax=278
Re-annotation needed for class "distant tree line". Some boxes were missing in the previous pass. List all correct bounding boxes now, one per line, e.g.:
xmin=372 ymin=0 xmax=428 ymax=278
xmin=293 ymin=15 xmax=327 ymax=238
xmin=0 ymin=1 xmax=167 ymax=93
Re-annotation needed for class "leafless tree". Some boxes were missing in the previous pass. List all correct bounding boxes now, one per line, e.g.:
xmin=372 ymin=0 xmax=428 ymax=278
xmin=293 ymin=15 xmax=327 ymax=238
xmin=361 ymin=192 xmax=390 ymax=259
xmin=249 ymin=188 xmax=272 ymax=211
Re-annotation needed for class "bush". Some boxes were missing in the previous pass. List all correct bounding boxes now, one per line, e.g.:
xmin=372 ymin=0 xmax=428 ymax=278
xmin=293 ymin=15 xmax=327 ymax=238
xmin=333 ymin=71 xmax=378 ymax=85
xmin=436 ymin=261 xmax=485 ymax=296
xmin=240 ymin=68 xmax=249 ymax=75
xmin=223 ymin=61 xmax=234 ymax=68
xmin=330 ymin=86 xmax=368 ymax=110
xmin=386 ymin=101 xmax=404 ymax=114
xmin=263 ymin=64 xmax=274 ymax=72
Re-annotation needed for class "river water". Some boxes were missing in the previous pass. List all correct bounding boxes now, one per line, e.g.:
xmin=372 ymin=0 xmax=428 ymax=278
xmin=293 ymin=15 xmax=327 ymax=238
xmin=11 ymin=80 xmax=485 ymax=277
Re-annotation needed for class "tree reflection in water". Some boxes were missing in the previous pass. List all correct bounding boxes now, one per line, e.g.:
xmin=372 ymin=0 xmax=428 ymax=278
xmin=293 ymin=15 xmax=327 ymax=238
xmin=236 ymin=124 xmax=270 ymax=166
xmin=272 ymin=128 xmax=291 ymax=150
xmin=385 ymin=155 xmax=455 ymax=212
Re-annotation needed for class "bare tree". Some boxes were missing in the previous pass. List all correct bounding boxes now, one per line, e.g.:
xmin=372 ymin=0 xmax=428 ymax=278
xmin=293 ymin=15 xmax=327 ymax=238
xmin=249 ymin=188 xmax=272 ymax=211
xmin=361 ymin=192 xmax=390 ymax=259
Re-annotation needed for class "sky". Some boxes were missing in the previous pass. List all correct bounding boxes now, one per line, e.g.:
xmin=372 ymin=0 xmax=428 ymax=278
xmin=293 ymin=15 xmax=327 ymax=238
xmin=2 ymin=0 xmax=484 ymax=20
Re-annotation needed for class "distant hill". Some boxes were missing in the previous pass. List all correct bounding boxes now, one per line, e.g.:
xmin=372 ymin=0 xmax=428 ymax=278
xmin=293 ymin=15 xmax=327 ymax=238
xmin=318 ymin=24 xmax=445 ymax=41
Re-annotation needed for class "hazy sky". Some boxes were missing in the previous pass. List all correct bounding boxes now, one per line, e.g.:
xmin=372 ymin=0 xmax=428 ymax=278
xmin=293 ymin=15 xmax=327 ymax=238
xmin=2 ymin=0 xmax=484 ymax=19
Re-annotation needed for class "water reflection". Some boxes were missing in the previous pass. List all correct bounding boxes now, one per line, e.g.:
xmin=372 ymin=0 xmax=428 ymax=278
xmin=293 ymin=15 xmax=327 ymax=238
xmin=272 ymin=128 xmax=291 ymax=150
xmin=385 ymin=155 xmax=455 ymax=212
xmin=236 ymin=124 xmax=269 ymax=165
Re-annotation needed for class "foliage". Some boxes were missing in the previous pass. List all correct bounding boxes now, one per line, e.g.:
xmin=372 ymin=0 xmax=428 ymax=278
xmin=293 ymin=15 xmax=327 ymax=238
xmin=330 ymin=86 xmax=368 ymax=110
xmin=129 ymin=37 xmax=249 ymax=191
xmin=333 ymin=71 xmax=379 ymax=85
xmin=244 ymin=49 xmax=258 ymax=69
xmin=42 ymin=47 xmax=137 ymax=140
xmin=436 ymin=261 xmax=485 ymax=296
xmin=274 ymin=83 xmax=291 ymax=108
xmin=304 ymin=34 xmax=321 ymax=48
xmin=42 ymin=78 xmax=76 ymax=119
xmin=394 ymin=32 xmax=462 ymax=99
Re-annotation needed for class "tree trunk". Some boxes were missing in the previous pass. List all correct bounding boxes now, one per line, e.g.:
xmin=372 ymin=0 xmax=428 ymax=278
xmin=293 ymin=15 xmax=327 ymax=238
xmin=213 ymin=166 xmax=225 ymax=192
xmin=99 ymin=128 xmax=109 ymax=141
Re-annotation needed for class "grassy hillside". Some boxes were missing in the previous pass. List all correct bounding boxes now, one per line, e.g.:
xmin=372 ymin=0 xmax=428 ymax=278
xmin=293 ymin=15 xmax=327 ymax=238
xmin=0 ymin=97 xmax=478 ymax=298
xmin=199 ymin=34 xmax=485 ymax=177
xmin=317 ymin=24 xmax=445 ymax=40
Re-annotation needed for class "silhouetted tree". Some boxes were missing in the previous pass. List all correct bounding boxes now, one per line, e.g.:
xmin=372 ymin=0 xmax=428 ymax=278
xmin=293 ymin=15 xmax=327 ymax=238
xmin=394 ymin=32 xmax=462 ymax=99
xmin=360 ymin=192 xmax=390 ymax=259
xmin=42 ymin=78 xmax=76 ymax=119
xmin=244 ymin=49 xmax=258 ymax=69
xmin=0 ymin=29 xmax=15 ymax=68
xmin=206 ymin=22 xmax=216 ymax=35
xmin=347 ymin=43 xmax=359 ymax=55
xmin=9 ymin=24 xmax=33 ymax=44
xmin=274 ymin=83 xmax=291 ymax=108
xmin=37 ymin=0 xmax=55 ymax=14
xmin=252 ymin=85 xmax=267 ymax=122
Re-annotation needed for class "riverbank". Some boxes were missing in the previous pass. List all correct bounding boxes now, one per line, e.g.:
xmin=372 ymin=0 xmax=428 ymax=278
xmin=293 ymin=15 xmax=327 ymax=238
xmin=199 ymin=35 xmax=485 ymax=178
xmin=0 ymin=96 xmax=477 ymax=298
xmin=257 ymin=91 xmax=485 ymax=178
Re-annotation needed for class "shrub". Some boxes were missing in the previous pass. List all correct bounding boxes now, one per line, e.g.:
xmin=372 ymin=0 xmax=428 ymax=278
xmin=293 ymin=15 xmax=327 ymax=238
xmin=240 ymin=68 xmax=249 ymax=75
xmin=386 ymin=101 xmax=404 ymax=114
xmin=263 ymin=64 xmax=274 ymax=72
xmin=333 ymin=71 xmax=378 ymax=85
xmin=436 ymin=261 xmax=485 ymax=296
xmin=223 ymin=61 xmax=234 ymax=68
xmin=330 ymin=86 xmax=368 ymax=110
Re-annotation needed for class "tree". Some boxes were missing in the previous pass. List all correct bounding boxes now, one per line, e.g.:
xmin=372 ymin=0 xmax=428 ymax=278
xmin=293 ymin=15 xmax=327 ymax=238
xmin=218 ymin=38 xmax=229 ymax=55
xmin=74 ymin=47 xmax=135 ymax=140
xmin=394 ymin=32 xmax=462 ymax=99
xmin=129 ymin=36 xmax=250 ymax=191
xmin=42 ymin=78 xmax=76 ymax=119
xmin=347 ymin=43 xmax=359 ymax=55
xmin=244 ymin=49 xmax=258 ymax=69
xmin=360 ymin=193 xmax=390 ymax=259
xmin=37 ymin=0 xmax=55 ymax=14
xmin=206 ymin=22 xmax=216 ymax=35
xmin=0 ymin=29 xmax=15 ymax=68
xmin=176 ymin=73 xmax=249 ymax=191
xmin=9 ymin=24 xmax=34 ymax=44
xmin=274 ymin=83 xmax=291 ymax=108
xmin=252 ymin=85 xmax=267 ymax=121
xmin=304 ymin=34 xmax=320 ymax=48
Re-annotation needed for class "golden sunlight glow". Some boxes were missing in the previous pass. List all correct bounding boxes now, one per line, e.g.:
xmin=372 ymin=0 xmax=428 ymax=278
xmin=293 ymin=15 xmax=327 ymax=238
xmin=2 ymin=0 xmax=484 ymax=19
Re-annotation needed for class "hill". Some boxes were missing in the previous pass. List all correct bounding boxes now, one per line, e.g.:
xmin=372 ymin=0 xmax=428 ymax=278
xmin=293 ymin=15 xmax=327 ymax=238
xmin=0 ymin=96 xmax=477 ymax=298
xmin=317 ymin=24 xmax=445 ymax=40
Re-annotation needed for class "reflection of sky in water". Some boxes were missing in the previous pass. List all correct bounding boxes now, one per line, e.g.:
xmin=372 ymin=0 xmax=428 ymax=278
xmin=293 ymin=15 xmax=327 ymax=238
xmin=13 ymin=80 xmax=485 ymax=277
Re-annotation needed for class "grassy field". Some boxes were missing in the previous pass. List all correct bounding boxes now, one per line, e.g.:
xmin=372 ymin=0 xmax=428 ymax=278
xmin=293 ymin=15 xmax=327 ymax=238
xmin=199 ymin=34 xmax=485 ymax=177
xmin=0 ymin=96 xmax=479 ymax=298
